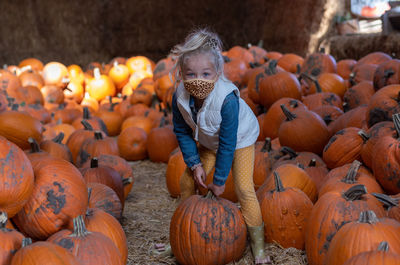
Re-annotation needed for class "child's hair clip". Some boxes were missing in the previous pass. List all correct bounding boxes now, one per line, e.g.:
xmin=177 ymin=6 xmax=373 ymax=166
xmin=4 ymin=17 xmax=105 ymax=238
xmin=205 ymin=38 xmax=219 ymax=50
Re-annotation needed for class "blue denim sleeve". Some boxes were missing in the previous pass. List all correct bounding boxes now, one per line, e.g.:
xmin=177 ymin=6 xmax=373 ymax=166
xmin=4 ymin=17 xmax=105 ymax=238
xmin=213 ymin=92 xmax=239 ymax=186
xmin=172 ymin=92 xmax=201 ymax=168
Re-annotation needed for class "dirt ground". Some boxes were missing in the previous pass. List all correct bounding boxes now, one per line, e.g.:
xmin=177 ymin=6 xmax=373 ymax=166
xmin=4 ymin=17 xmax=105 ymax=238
xmin=121 ymin=160 xmax=308 ymax=265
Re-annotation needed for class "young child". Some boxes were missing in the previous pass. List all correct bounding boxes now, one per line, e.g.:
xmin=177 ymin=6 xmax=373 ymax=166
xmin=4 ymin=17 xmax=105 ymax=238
xmin=154 ymin=28 xmax=271 ymax=264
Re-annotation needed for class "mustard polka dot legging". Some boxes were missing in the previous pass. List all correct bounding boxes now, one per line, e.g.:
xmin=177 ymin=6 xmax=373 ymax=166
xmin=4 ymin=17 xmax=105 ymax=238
xmin=180 ymin=144 xmax=263 ymax=227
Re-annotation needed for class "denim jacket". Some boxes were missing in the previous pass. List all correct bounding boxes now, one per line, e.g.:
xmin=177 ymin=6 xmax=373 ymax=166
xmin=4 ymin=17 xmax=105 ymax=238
xmin=172 ymin=91 xmax=239 ymax=186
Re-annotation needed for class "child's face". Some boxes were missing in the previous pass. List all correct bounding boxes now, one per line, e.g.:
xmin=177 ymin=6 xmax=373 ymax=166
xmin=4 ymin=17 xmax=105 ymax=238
xmin=182 ymin=52 xmax=217 ymax=81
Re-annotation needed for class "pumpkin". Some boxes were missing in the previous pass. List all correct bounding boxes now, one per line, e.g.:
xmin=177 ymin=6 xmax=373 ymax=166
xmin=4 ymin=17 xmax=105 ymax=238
xmin=342 ymin=241 xmax=400 ymax=265
xmin=355 ymin=52 xmax=392 ymax=67
xmin=117 ymin=127 xmax=148 ymax=161
xmin=198 ymin=168 xmax=238 ymax=202
xmin=303 ymin=159 xmax=329 ymax=192
xmin=80 ymin=157 xmax=124 ymax=205
xmin=277 ymin=53 xmax=304 ymax=74
xmin=312 ymin=105 xmax=344 ymax=126
xmin=259 ymin=61 xmax=302 ymax=108
xmin=86 ymin=68 xmax=116 ymax=102
xmin=226 ymin=46 xmax=254 ymax=67
xmin=47 ymin=215 xmax=123 ymax=265
xmin=67 ymin=64 xmax=85 ymax=85
xmin=18 ymin=70 xmax=44 ymax=90
xmin=94 ymin=100 xmax=123 ymax=136
xmin=343 ymin=80 xmax=375 ymax=111
xmin=319 ymin=160 xmax=383 ymax=197
xmin=40 ymin=132 xmax=72 ymax=162
xmin=152 ymin=57 xmax=175 ymax=81
xmin=18 ymin=58 xmax=44 ymax=72
xmin=121 ymin=114 xmax=154 ymax=134
xmin=80 ymin=154 xmax=134 ymax=199
xmin=328 ymin=105 xmax=368 ymax=136
xmin=0 ymin=212 xmax=24 ymax=265
xmin=373 ymin=193 xmax=400 ymax=222
xmin=170 ymin=191 xmax=247 ymax=265
xmin=85 ymin=208 xmax=128 ymax=265
xmin=325 ymin=211 xmax=400 ymax=265
xmin=0 ymin=137 xmax=34 ymax=218
xmin=322 ymin=127 xmax=365 ymax=169
xmin=13 ymin=156 xmax=88 ymax=240
xmin=262 ymin=98 xmax=307 ymax=139
xmin=301 ymin=72 xmax=347 ymax=98
xmin=253 ymin=138 xmax=281 ymax=190
xmin=0 ymin=71 xmax=21 ymax=93
xmin=129 ymin=87 xmax=153 ymax=106
xmin=126 ymin=56 xmax=153 ymax=74
xmin=300 ymin=48 xmax=336 ymax=78
xmin=272 ymin=147 xmax=326 ymax=169
xmin=224 ymin=57 xmax=247 ymax=87
xmin=304 ymin=185 xmax=385 ymax=265
xmin=87 ymin=183 xmax=122 ymax=220
xmin=64 ymin=80 xmax=84 ymax=103
xmin=80 ymin=92 xmax=99 ymax=113
xmin=301 ymin=89 xmax=343 ymax=111
xmin=72 ymin=107 xmax=108 ymax=135
xmin=124 ymin=103 xmax=150 ymax=119
xmin=41 ymin=62 xmax=69 ymax=88
xmin=108 ymin=61 xmax=130 ymax=90
xmin=42 ymin=123 xmax=75 ymax=144
xmin=259 ymin=172 xmax=313 ymax=249
xmin=154 ymin=74 xmax=174 ymax=101
xmin=41 ymin=85 xmax=64 ymax=105
xmin=372 ymin=113 xmax=400 ymax=194
xmin=146 ymin=119 xmax=178 ymax=163
xmin=166 ymin=148 xmax=186 ymax=197
xmin=248 ymin=45 xmax=268 ymax=65
xmin=349 ymin=64 xmax=379 ymax=85
xmin=366 ymin=84 xmax=400 ymax=127
xmin=11 ymin=239 xmax=82 ymax=265
xmin=278 ymin=105 xmax=330 ymax=155
xmin=373 ymin=59 xmax=400 ymax=90
xmin=52 ymin=104 xmax=82 ymax=124
xmin=257 ymin=164 xmax=317 ymax=203
xmin=0 ymin=109 xmax=43 ymax=150
xmin=361 ymin=121 xmax=396 ymax=169
xmin=337 ymin=59 xmax=357 ymax=80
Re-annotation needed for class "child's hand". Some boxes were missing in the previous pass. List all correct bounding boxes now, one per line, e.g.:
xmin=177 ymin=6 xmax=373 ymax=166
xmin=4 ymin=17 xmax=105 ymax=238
xmin=208 ymin=183 xmax=225 ymax=196
xmin=193 ymin=166 xmax=207 ymax=189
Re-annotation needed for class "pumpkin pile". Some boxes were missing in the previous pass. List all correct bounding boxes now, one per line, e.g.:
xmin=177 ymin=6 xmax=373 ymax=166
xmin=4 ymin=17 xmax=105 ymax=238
xmin=164 ymin=46 xmax=400 ymax=264
xmin=2 ymin=45 xmax=400 ymax=264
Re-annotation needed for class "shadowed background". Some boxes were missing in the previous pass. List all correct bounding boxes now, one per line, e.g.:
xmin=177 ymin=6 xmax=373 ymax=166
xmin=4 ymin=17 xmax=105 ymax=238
xmin=0 ymin=0 xmax=399 ymax=66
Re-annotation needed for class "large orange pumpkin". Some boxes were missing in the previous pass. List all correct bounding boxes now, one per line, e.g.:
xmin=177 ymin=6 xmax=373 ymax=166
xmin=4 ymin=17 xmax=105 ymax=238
xmin=342 ymin=241 xmax=400 ymax=265
xmin=13 ymin=157 xmax=88 ymax=240
xmin=47 ymin=215 xmax=123 ymax=265
xmin=86 ymin=68 xmax=116 ymax=102
xmin=118 ymin=127 xmax=148 ymax=161
xmin=146 ymin=119 xmax=178 ymax=163
xmin=170 ymin=192 xmax=247 ymax=265
xmin=87 ymin=182 xmax=122 ymax=220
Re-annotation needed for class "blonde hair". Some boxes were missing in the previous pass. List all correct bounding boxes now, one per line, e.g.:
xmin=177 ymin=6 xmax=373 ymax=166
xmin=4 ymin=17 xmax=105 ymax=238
xmin=169 ymin=28 xmax=225 ymax=83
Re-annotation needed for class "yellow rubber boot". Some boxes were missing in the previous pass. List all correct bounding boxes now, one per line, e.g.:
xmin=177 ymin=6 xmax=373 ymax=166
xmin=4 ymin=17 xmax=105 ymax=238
xmin=248 ymin=225 xmax=271 ymax=264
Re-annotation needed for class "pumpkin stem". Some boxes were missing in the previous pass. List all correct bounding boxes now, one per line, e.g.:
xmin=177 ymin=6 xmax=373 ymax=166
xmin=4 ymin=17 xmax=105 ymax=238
xmin=372 ymin=193 xmax=398 ymax=210
xmin=87 ymin=187 xmax=92 ymax=203
xmin=289 ymin=100 xmax=299 ymax=108
xmin=397 ymin=91 xmax=400 ymax=103
xmin=159 ymin=116 xmax=166 ymax=128
xmin=72 ymin=215 xmax=91 ymax=237
xmin=393 ymin=113 xmax=400 ymax=138
xmin=358 ymin=130 xmax=370 ymax=142
xmin=52 ymin=132 xmax=65 ymax=144
xmin=296 ymin=64 xmax=301 ymax=75
xmin=266 ymin=60 xmax=278 ymax=75
xmin=11 ymin=104 xmax=19 ymax=111
xmin=280 ymin=146 xmax=298 ymax=159
xmin=358 ymin=210 xmax=379 ymax=224
xmin=342 ymin=160 xmax=361 ymax=184
xmin=90 ymin=157 xmax=99 ymax=168
xmin=0 ymin=212 xmax=7 ymax=229
xmin=384 ymin=69 xmax=395 ymax=79
xmin=280 ymin=104 xmax=296 ymax=121
xmin=319 ymin=47 xmax=326 ymax=53
xmin=378 ymin=241 xmax=389 ymax=252
xmin=308 ymin=159 xmax=317 ymax=167
xmin=94 ymin=131 xmax=103 ymax=140
xmin=223 ymin=56 xmax=231 ymax=63
xmin=83 ymin=107 xmax=91 ymax=119
xmin=22 ymin=238 xmax=33 ymax=247
xmin=273 ymin=171 xmax=285 ymax=192
xmin=342 ymin=184 xmax=367 ymax=201
xmin=93 ymin=68 xmax=101 ymax=79
xmin=205 ymin=190 xmax=216 ymax=199
xmin=261 ymin=137 xmax=272 ymax=152
xmin=81 ymin=120 xmax=94 ymax=131
xmin=297 ymin=163 xmax=305 ymax=169
xmin=28 ymin=137 xmax=41 ymax=153
xmin=301 ymin=73 xmax=322 ymax=93
xmin=123 ymin=177 xmax=133 ymax=186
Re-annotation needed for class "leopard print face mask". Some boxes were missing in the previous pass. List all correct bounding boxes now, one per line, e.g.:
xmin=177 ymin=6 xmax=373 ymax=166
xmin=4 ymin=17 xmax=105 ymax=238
xmin=183 ymin=77 xmax=217 ymax=99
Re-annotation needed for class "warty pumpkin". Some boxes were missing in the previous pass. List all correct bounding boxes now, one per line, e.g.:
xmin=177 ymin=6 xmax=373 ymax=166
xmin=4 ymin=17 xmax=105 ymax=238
xmin=0 ymin=212 xmax=24 ymax=265
xmin=170 ymin=191 xmax=247 ymax=265
xmin=342 ymin=241 xmax=400 ymax=265
xmin=87 ymin=183 xmax=123 ymax=220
